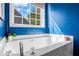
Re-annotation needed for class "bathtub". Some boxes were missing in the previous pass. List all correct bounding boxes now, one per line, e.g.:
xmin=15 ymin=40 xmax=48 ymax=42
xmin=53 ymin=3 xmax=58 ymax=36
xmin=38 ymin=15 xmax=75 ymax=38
xmin=1 ymin=34 xmax=73 ymax=56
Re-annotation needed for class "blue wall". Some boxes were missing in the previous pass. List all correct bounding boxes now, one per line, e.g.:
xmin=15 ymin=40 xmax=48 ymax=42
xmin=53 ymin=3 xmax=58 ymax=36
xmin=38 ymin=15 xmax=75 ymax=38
xmin=0 ymin=3 xmax=9 ymax=39
xmin=49 ymin=3 xmax=79 ymax=56
xmin=0 ymin=4 xmax=5 ymax=39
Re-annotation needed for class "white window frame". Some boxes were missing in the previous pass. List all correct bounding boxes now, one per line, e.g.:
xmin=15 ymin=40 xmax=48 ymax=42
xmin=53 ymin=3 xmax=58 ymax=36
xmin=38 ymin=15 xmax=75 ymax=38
xmin=0 ymin=3 xmax=4 ymax=21
xmin=10 ymin=4 xmax=45 ymax=28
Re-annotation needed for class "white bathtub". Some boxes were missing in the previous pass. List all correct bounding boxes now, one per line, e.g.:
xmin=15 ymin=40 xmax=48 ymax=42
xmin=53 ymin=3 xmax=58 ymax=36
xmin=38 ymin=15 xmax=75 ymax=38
xmin=1 ymin=34 xmax=73 ymax=56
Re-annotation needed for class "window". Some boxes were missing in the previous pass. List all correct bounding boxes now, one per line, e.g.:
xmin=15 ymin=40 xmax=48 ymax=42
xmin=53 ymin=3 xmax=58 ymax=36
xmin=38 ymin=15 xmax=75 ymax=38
xmin=10 ymin=3 xmax=45 ymax=28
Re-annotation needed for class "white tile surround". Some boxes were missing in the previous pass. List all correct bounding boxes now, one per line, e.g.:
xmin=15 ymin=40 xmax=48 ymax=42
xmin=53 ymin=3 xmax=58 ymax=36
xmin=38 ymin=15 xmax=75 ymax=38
xmin=0 ymin=34 xmax=73 ymax=56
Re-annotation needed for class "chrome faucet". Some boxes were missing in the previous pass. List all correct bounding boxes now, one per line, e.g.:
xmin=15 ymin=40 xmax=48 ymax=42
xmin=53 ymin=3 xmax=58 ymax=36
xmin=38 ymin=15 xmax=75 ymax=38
xmin=30 ymin=39 xmax=35 ymax=55
xmin=19 ymin=42 xmax=24 ymax=56
xmin=30 ymin=47 xmax=35 ymax=55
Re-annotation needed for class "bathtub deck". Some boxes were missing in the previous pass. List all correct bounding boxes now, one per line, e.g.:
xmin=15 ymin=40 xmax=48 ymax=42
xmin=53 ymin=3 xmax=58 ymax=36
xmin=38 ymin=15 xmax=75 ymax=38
xmin=42 ymin=42 xmax=73 ymax=56
xmin=24 ymin=41 xmax=73 ymax=56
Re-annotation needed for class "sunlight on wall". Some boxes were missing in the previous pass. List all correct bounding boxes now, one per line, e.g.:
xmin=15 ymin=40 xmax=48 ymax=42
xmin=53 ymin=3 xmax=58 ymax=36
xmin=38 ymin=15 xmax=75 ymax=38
xmin=48 ymin=4 xmax=63 ymax=34
xmin=48 ymin=4 xmax=64 ymax=42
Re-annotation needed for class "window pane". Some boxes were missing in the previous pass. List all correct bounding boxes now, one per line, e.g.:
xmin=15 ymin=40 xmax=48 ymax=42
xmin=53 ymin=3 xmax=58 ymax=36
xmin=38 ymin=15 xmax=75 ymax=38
xmin=14 ymin=9 xmax=22 ymax=16
xmin=29 ymin=19 xmax=36 ymax=25
xmin=14 ymin=17 xmax=22 ymax=24
xmin=30 ymin=5 xmax=36 ymax=12
xmin=37 ymin=20 xmax=40 ymax=25
xmin=14 ymin=4 xmax=23 ymax=17
xmin=37 ymin=8 xmax=40 ymax=13
xmin=14 ymin=4 xmax=31 ymax=18
xmin=37 ymin=14 xmax=40 ymax=19
xmin=30 ymin=13 xmax=36 ymax=18
xmin=23 ymin=18 xmax=29 ymax=24
xmin=22 ymin=4 xmax=31 ymax=18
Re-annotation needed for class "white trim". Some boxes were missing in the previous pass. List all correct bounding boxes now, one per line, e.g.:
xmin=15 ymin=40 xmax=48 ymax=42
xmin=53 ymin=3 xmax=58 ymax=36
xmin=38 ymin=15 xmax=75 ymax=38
xmin=9 ymin=3 xmax=45 ymax=28
xmin=2 ymin=4 xmax=4 ymax=20
xmin=13 ymin=34 xmax=49 ymax=40
xmin=12 ymin=34 xmax=73 ymax=42
xmin=0 ymin=3 xmax=4 ymax=20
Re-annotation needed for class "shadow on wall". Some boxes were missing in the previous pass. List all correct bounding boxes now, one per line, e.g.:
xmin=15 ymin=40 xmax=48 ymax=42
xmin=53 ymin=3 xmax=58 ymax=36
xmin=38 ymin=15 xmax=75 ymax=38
xmin=0 ymin=18 xmax=5 ymax=38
